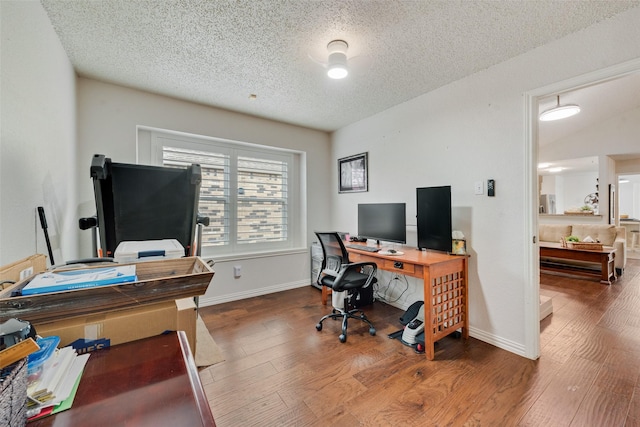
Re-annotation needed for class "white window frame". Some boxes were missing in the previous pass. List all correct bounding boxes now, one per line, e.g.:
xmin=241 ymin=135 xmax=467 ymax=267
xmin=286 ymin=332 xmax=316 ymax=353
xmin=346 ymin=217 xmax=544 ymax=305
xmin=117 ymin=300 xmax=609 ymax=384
xmin=148 ymin=130 xmax=303 ymax=258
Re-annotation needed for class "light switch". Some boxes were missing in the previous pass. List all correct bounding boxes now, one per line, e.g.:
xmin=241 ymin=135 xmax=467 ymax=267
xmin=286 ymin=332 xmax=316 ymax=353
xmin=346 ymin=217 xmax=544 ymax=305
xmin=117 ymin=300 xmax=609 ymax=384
xmin=474 ymin=181 xmax=483 ymax=195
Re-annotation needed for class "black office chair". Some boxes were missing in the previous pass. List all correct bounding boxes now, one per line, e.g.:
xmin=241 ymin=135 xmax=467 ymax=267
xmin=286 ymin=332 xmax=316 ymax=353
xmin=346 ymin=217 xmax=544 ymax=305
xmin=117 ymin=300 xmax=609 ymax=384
xmin=79 ymin=154 xmax=209 ymax=258
xmin=314 ymin=232 xmax=377 ymax=343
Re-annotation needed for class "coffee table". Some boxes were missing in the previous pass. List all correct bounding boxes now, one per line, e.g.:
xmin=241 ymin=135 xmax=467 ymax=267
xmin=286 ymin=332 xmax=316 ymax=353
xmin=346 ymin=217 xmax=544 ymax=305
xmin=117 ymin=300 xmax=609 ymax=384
xmin=539 ymin=242 xmax=616 ymax=285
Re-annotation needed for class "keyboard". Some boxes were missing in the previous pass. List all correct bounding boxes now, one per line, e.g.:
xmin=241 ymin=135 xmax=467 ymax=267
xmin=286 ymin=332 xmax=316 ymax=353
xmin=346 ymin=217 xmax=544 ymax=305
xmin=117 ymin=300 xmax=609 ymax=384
xmin=346 ymin=244 xmax=380 ymax=253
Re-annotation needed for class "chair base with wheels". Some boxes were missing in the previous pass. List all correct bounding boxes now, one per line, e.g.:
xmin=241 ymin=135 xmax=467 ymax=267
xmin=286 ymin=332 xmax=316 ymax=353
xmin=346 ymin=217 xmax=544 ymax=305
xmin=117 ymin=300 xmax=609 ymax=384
xmin=313 ymin=232 xmax=378 ymax=343
xmin=316 ymin=290 xmax=376 ymax=343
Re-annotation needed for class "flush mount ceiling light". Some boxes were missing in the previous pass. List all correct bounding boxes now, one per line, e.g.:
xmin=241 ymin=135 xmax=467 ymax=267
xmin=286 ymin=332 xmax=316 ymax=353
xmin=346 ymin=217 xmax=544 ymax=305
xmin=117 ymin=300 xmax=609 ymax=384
xmin=539 ymin=95 xmax=581 ymax=121
xmin=326 ymin=40 xmax=349 ymax=79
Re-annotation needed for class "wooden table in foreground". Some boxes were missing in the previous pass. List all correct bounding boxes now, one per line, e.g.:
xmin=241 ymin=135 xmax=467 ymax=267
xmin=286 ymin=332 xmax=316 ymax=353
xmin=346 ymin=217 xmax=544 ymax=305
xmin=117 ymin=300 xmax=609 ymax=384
xmin=343 ymin=243 xmax=469 ymax=360
xmin=30 ymin=331 xmax=216 ymax=427
xmin=539 ymin=242 xmax=616 ymax=285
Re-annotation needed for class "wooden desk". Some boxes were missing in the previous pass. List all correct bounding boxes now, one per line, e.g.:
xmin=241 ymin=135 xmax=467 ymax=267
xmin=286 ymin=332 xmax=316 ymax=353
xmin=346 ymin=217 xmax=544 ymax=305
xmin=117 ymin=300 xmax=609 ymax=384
xmin=337 ymin=243 xmax=469 ymax=360
xmin=30 ymin=331 xmax=216 ymax=427
xmin=539 ymin=242 xmax=616 ymax=285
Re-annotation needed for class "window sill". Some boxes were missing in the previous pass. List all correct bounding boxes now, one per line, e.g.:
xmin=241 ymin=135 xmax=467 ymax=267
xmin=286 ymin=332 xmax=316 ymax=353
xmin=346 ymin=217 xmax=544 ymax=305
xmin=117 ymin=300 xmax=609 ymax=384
xmin=201 ymin=247 xmax=309 ymax=263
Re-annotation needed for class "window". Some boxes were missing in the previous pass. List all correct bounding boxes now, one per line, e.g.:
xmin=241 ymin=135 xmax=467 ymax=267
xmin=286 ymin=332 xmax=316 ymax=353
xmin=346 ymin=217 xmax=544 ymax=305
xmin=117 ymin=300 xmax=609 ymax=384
xmin=150 ymin=131 xmax=302 ymax=256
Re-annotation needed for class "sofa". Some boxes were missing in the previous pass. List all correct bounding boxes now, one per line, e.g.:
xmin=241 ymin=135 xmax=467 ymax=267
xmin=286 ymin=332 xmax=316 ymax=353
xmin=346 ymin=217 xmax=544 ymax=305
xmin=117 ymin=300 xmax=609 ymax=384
xmin=539 ymin=223 xmax=627 ymax=274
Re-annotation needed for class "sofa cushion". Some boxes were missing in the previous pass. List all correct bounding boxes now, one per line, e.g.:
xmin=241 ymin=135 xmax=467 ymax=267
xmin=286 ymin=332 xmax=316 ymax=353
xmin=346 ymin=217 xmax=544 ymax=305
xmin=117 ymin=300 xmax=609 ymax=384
xmin=571 ymin=224 xmax=617 ymax=246
xmin=539 ymin=224 xmax=572 ymax=243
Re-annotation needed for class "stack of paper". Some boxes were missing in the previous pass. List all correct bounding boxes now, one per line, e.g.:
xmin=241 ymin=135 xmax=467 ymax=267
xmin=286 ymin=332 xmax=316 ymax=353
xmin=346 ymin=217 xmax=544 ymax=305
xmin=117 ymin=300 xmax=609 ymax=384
xmin=26 ymin=345 xmax=90 ymax=420
xmin=21 ymin=265 xmax=137 ymax=296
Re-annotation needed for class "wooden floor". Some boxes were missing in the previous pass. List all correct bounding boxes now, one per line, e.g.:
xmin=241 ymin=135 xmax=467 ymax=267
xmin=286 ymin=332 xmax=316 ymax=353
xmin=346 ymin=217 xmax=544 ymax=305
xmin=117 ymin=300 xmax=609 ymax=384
xmin=198 ymin=258 xmax=640 ymax=426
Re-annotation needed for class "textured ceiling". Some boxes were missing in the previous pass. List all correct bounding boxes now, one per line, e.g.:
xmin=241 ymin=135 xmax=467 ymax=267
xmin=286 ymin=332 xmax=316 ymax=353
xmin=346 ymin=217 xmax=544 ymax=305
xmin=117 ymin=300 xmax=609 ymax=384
xmin=538 ymin=72 xmax=640 ymax=146
xmin=40 ymin=0 xmax=639 ymax=132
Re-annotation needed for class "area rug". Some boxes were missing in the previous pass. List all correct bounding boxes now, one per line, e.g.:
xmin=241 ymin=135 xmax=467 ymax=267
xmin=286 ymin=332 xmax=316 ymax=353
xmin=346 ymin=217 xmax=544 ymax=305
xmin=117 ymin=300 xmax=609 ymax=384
xmin=195 ymin=316 xmax=225 ymax=367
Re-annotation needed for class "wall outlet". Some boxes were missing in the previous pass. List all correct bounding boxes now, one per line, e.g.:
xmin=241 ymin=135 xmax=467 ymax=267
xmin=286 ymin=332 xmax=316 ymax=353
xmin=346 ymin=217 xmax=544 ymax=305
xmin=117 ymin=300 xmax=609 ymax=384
xmin=233 ymin=265 xmax=242 ymax=278
xmin=474 ymin=181 xmax=484 ymax=195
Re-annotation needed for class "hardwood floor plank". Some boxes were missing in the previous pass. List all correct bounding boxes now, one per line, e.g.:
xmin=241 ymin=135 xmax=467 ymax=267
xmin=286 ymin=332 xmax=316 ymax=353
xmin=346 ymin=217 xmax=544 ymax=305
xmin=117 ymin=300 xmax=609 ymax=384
xmin=256 ymin=402 xmax=319 ymax=427
xmin=198 ymin=259 xmax=640 ymax=426
xmin=592 ymin=364 xmax=637 ymax=398
xmin=303 ymin=377 xmax=368 ymax=418
xmin=214 ymin=392 xmax=290 ymax=427
xmin=627 ymin=384 xmax=640 ymax=425
xmin=465 ymin=356 xmax=562 ymax=426
xmin=518 ymin=355 xmax=601 ymax=426
xmin=570 ymin=328 xmax=614 ymax=363
xmin=203 ymin=362 xmax=281 ymax=416
xmin=570 ymin=385 xmax=631 ymax=427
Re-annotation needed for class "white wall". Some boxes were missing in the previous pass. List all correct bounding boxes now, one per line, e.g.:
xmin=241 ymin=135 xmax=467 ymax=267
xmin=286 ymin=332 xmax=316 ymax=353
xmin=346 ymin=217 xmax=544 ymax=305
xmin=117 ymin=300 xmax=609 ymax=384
xmin=616 ymin=158 xmax=640 ymax=220
xmin=618 ymin=183 xmax=638 ymax=218
xmin=331 ymin=6 xmax=640 ymax=358
xmin=540 ymin=172 xmax=600 ymax=213
xmin=75 ymin=78 xmax=331 ymax=304
xmin=541 ymin=107 xmax=640 ymax=163
xmin=0 ymin=1 xmax=77 ymax=266
xmin=540 ymin=107 xmax=640 ymax=223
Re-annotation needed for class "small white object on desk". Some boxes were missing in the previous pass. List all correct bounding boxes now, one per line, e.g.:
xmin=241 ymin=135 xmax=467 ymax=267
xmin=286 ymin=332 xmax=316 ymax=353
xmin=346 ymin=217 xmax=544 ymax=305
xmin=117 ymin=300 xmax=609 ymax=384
xmin=378 ymin=250 xmax=404 ymax=256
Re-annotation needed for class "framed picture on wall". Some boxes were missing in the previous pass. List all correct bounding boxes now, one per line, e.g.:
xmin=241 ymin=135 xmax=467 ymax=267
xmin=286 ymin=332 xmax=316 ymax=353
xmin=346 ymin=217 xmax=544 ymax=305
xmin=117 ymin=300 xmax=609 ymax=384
xmin=609 ymin=184 xmax=615 ymax=224
xmin=338 ymin=152 xmax=368 ymax=193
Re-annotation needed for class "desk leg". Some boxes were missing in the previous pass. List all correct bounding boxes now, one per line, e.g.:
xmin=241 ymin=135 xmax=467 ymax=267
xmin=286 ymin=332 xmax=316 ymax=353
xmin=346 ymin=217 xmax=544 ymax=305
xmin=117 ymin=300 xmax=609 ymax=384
xmin=426 ymin=342 xmax=435 ymax=361
xmin=321 ymin=286 xmax=331 ymax=305
xmin=423 ymin=269 xmax=435 ymax=361
xmin=423 ymin=258 xmax=469 ymax=361
xmin=601 ymin=252 xmax=615 ymax=285
xmin=462 ymin=258 xmax=469 ymax=340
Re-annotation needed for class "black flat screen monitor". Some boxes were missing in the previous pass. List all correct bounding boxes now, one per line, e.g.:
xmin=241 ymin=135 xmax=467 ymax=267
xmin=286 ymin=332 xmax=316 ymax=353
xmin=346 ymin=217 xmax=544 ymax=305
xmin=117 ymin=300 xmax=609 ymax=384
xmin=416 ymin=186 xmax=452 ymax=253
xmin=357 ymin=203 xmax=406 ymax=244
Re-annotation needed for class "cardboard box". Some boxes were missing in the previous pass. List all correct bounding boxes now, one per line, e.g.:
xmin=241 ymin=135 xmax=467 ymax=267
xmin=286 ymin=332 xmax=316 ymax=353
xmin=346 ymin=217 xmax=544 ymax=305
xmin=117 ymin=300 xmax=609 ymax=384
xmin=0 ymin=254 xmax=47 ymax=297
xmin=34 ymin=298 xmax=197 ymax=354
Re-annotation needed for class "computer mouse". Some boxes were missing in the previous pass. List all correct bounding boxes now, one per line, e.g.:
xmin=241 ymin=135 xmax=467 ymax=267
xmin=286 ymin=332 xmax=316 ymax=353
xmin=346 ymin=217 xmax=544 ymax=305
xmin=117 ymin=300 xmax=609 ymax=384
xmin=388 ymin=249 xmax=397 ymax=254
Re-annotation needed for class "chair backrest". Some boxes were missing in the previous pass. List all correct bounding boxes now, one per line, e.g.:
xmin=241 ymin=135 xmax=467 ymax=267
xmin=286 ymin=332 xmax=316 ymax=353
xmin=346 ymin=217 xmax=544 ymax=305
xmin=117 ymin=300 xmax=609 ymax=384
xmin=314 ymin=232 xmax=350 ymax=273
xmin=88 ymin=154 xmax=202 ymax=257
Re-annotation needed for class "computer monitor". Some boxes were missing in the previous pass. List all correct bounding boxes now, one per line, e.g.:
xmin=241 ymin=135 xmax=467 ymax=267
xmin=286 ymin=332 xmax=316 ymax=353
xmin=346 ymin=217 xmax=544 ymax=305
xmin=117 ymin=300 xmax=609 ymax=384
xmin=416 ymin=186 xmax=452 ymax=253
xmin=357 ymin=203 xmax=406 ymax=244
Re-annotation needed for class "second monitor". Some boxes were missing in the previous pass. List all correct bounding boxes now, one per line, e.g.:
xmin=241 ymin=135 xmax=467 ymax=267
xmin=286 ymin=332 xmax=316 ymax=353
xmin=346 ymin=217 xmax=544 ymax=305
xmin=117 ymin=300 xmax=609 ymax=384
xmin=357 ymin=203 xmax=406 ymax=245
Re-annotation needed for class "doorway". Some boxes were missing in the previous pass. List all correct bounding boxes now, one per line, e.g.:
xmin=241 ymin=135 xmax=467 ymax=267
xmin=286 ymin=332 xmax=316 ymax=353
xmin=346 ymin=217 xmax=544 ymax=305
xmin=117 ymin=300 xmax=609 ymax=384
xmin=525 ymin=58 xmax=640 ymax=360
xmin=618 ymin=172 xmax=640 ymax=259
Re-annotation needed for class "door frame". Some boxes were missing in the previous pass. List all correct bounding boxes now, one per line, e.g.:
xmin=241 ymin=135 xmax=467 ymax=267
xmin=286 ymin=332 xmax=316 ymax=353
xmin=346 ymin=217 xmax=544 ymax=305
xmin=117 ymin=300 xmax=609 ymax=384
xmin=524 ymin=58 xmax=640 ymax=360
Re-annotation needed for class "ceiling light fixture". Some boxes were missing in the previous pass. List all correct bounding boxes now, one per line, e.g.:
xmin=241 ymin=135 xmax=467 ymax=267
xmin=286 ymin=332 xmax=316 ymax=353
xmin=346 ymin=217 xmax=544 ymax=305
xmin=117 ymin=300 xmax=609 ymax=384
xmin=539 ymin=95 xmax=581 ymax=121
xmin=326 ymin=40 xmax=349 ymax=79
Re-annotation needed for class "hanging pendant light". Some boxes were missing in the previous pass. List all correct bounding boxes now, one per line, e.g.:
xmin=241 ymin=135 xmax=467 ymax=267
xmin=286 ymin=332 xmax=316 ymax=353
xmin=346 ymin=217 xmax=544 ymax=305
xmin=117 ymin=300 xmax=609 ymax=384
xmin=326 ymin=40 xmax=349 ymax=79
xmin=539 ymin=95 xmax=581 ymax=121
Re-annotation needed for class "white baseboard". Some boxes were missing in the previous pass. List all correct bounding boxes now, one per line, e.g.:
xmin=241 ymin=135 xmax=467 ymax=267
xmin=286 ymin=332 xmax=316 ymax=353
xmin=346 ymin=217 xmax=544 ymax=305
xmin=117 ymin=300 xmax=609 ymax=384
xmin=197 ymin=279 xmax=310 ymax=307
xmin=468 ymin=326 xmax=527 ymax=357
xmin=196 ymin=281 xmax=533 ymax=359
xmin=540 ymin=295 xmax=553 ymax=320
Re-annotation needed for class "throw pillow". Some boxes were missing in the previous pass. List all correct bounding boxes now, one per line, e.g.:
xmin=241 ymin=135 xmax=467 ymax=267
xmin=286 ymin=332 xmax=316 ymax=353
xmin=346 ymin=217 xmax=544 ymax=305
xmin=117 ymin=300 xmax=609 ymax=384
xmin=539 ymin=224 xmax=572 ymax=243
xmin=571 ymin=224 xmax=616 ymax=246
